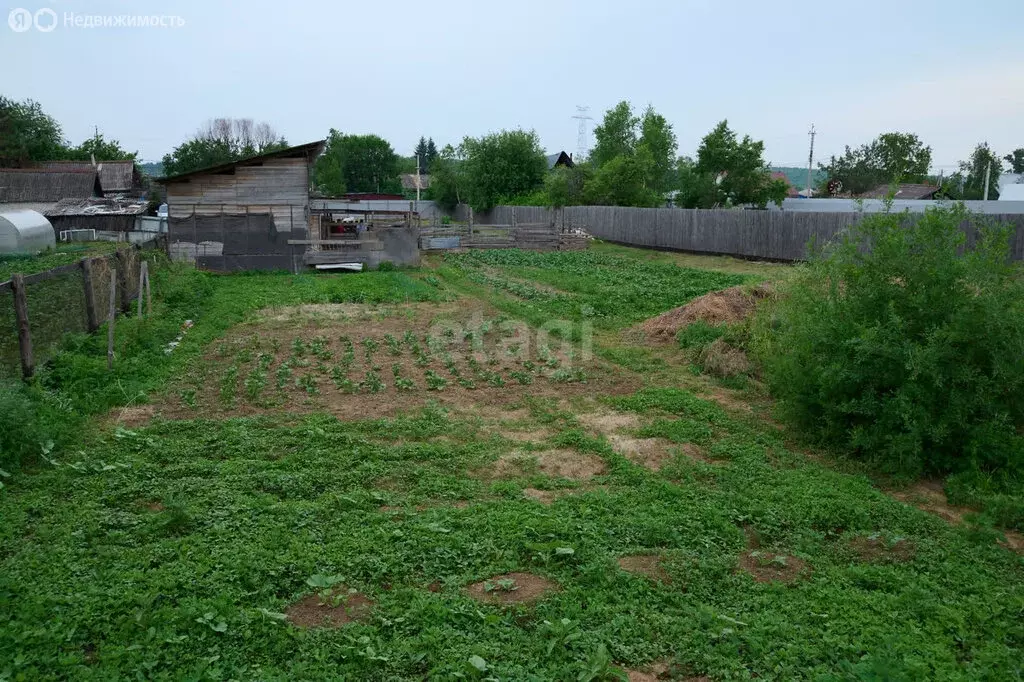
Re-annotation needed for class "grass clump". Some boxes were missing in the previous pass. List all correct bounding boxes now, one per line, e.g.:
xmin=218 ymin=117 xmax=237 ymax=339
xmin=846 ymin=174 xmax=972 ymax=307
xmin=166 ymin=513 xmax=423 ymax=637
xmin=753 ymin=205 xmax=1024 ymax=478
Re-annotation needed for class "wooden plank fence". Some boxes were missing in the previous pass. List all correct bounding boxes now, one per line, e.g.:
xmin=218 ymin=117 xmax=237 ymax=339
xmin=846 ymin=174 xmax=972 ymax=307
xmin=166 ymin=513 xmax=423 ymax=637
xmin=465 ymin=206 xmax=1024 ymax=261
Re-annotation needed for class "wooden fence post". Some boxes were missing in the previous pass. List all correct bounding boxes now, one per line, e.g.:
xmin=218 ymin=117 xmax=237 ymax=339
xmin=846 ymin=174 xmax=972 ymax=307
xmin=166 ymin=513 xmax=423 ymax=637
xmin=11 ymin=274 xmax=33 ymax=380
xmin=115 ymin=249 xmax=130 ymax=315
xmin=107 ymin=267 xmax=117 ymax=370
xmin=81 ymin=257 xmax=99 ymax=332
xmin=137 ymin=261 xmax=151 ymax=317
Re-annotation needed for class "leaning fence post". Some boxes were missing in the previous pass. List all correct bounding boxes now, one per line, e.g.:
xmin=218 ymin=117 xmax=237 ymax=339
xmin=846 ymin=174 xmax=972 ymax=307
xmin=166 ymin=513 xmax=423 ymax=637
xmin=107 ymin=267 xmax=117 ymax=370
xmin=81 ymin=257 xmax=99 ymax=332
xmin=11 ymin=274 xmax=33 ymax=380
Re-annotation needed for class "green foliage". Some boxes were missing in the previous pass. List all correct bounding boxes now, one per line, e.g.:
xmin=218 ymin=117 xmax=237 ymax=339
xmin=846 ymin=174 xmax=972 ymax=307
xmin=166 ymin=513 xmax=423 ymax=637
xmin=686 ymin=120 xmax=787 ymax=208
xmin=426 ymin=144 xmax=465 ymax=210
xmin=460 ymin=129 xmax=547 ymax=211
xmin=544 ymin=165 xmax=590 ymax=208
xmin=413 ymin=136 xmax=438 ymax=170
xmin=941 ymin=142 xmax=1004 ymax=200
xmin=586 ymin=101 xmax=678 ymax=206
xmin=1004 ymin=148 xmax=1024 ymax=174
xmin=61 ymin=131 xmax=137 ymax=162
xmin=0 ymin=96 xmax=66 ymax=167
xmin=585 ymin=152 xmax=663 ymax=208
xmin=819 ymin=132 xmax=932 ymax=196
xmin=590 ymin=101 xmax=638 ymax=169
xmin=753 ymin=205 xmax=1024 ymax=477
xmin=162 ymin=118 xmax=288 ymax=177
xmin=314 ymin=129 xmax=401 ymax=196
xmin=676 ymin=321 xmax=726 ymax=349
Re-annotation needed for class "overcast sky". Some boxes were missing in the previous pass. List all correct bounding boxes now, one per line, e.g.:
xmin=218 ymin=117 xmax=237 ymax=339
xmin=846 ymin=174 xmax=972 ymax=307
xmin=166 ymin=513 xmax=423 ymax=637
xmin=3 ymin=0 xmax=1023 ymax=171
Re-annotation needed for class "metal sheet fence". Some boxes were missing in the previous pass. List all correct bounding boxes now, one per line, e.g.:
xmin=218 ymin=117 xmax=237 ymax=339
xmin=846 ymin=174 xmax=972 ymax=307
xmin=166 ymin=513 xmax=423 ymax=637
xmin=465 ymin=205 xmax=1024 ymax=261
xmin=0 ymin=239 xmax=164 ymax=380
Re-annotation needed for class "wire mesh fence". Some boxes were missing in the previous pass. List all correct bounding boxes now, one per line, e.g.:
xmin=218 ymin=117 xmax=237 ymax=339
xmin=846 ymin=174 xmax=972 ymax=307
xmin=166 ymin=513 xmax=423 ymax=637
xmin=0 ymin=237 xmax=167 ymax=380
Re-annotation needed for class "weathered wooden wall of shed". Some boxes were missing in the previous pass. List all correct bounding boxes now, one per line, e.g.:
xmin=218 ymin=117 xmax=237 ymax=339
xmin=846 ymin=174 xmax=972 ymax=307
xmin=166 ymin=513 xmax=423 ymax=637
xmin=164 ymin=157 xmax=309 ymax=232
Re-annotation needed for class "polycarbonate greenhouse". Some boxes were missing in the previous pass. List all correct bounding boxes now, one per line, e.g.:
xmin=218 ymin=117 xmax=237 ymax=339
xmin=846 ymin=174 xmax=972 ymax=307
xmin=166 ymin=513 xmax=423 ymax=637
xmin=0 ymin=210 xmax=55 ymax=255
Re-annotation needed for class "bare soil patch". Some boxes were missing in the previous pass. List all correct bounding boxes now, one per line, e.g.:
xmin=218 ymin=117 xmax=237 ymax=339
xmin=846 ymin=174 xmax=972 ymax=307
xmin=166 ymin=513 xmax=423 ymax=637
xmin=577 ymin=409 xmax=641 ymax=433
xmin=523 ymin=485 xmax=606 ymax=505
xmin=608 ymin=435 xmax=673 ymax=472
xmin=285 ymin=588 xmax=374 ymax=628
xmin=631 ymin=284 xmax=773 ymax=344
xmin=465 ymin=572 xmax=558 ymax=605
xmin=617 ymin=554 xmax=670 ymax=582
xmin=487 ymin=449 xmax=606 ymax=480
xmin=849 ymin=536 xmax=916 ymax=563
xmin=623 ymin=661 xmax=669 ymax=681
xmin=738 ymin=551 xmax=810 ymax=584
xmin=110 ymin=404 xmax=156 ymax=428
xmin=890 ymin=480 xmax=1024 ymax=552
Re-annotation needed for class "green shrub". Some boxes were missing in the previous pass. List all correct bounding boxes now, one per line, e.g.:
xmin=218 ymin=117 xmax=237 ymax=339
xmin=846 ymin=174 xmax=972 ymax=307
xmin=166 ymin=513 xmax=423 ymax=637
xmin=0 ymin=381 xmax=75 ymax=468
xmin=752 ymin=205 xmax=1024 ymax=476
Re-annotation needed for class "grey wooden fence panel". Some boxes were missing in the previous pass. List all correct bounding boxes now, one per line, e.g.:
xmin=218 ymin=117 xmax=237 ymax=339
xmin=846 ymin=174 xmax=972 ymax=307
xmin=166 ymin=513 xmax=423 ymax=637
xmin=461 ymin=205 xmax=1024 ymax=262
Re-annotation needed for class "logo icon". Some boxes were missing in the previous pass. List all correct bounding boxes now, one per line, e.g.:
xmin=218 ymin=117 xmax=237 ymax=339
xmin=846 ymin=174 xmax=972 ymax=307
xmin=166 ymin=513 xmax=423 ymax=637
xmin=8 ymin=7 xmax=32 ymax=32
xmin=34 ymin=8 xmax=56 ymax=32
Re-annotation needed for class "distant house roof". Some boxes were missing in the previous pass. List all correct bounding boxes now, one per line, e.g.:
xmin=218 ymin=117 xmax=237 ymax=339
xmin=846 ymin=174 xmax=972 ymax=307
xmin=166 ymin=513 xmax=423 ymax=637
xmin=44 ymin=196 xmax=148 ymax=217
xmin=0 ymin=169 xmax=101 ymax=203
xmin=41 ymin=160 xmax=139 ymax=194
xmin=546 ymin=151 xmax=575 ymax=170
xmin=861 ymin=183 xmax=939 ymax=200
xmin=998 ymin=173 xmax=1024 ymax=192
xmin=159 ymin=140 xmax=326 ymax=183
xmin=401 ymin=173 xmax=431 ymax=190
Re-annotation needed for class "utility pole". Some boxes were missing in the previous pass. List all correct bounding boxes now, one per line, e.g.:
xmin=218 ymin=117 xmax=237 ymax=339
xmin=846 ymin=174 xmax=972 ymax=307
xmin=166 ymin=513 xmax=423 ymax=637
xmin=806 ymin=124 xmax=816 ymax=197
xmin=983 ymin=159 xmax=992 ymax=200
xmin=415 ymin=154 xmax=421 ymax=203
xmin=572 ymin=106 xmax=593 ymax=162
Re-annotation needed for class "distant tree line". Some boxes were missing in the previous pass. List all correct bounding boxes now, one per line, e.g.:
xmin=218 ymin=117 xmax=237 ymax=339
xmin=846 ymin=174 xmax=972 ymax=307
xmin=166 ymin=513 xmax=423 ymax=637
xmin=0 ymin=95 xmax=137 ymax=167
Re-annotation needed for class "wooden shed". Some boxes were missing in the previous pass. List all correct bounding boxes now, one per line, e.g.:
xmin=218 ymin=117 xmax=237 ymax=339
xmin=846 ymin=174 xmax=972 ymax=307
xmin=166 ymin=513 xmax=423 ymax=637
xmin=160 ymin=141 xmax=325 ymax=271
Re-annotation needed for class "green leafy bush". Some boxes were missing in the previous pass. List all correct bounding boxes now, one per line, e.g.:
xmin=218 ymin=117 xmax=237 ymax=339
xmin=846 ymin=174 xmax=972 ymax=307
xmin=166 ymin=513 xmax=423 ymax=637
xmin=753 ymin=205 xmax=1024 ymax=476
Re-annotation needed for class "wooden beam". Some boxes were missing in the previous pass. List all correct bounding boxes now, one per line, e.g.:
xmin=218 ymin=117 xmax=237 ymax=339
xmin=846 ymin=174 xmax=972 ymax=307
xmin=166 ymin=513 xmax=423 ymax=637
xmin=81 ymin=258 xmax=99 ymax=332
xmin=11 ymin=274 xmax=33 ymax=380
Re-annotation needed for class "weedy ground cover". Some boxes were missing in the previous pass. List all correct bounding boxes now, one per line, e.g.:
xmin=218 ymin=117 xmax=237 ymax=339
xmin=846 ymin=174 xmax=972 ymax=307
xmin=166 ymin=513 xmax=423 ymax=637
xmin=1 ymin=244 xmax=1022 ymax=680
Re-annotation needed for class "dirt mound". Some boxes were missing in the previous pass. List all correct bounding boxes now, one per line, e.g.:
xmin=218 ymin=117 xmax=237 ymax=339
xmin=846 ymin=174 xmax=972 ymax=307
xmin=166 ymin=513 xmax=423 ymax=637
xmin=465 ymin=572 xmax=558 ymax=605
xmin=285 ymin=588 xmax=374 ymax=628
xmin=633 ymin=284 xmax=772 ymax=344
xmin=698 ymin=339 xmax=752 ymax=378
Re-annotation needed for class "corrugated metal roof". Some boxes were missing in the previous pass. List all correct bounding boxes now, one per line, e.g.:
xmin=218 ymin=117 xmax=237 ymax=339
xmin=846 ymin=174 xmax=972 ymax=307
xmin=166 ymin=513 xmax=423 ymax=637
xmin=861 ymin=183 xmax=939 ymax=200
xmin=0 ymin=169 xmax=101 ymax=202
xmin=41 ymin=160 xmax=138 ymax=193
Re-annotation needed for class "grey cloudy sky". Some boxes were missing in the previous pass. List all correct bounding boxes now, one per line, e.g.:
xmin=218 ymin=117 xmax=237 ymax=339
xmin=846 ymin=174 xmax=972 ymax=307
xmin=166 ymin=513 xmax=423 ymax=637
xmin=3 ymin=0 xmax=1023 ymax=171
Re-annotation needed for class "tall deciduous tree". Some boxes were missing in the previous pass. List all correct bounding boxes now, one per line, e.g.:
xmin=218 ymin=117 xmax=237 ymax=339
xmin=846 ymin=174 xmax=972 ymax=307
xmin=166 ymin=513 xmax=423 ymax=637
xmin=1004 ymin=148 xmax=1024 ymax=174
xmin=162 ymin=118 xmax=287 ymax=176
xmin=585 ymin=100 xmax=678 ymax=204
xmin=638 ymin=105 xmax=678 ymax=195
xmin=459 ymin=129 xmax=547 ymax=211
xmin=590 ymin=101 xmax=639 ymax=169
xmin=0 ymin=96 xmax=66 ymax=167
xmin=314 ymin=130 xmax=401 ymax=196
xmin=685 ymin=120 xmax=786 ymax=208
xmin=948 ymin=142 xmax=1003 ymax=200
xmin=426 ymin=144 xmax=465 ymax=210
xmin=820 ymin=132 xmax=932 ymax=195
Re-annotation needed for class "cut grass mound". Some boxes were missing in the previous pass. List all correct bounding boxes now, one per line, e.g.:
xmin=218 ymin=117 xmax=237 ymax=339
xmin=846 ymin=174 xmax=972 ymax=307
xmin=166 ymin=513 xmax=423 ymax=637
xmin=631 ymin=283 xmax=772 ymax=344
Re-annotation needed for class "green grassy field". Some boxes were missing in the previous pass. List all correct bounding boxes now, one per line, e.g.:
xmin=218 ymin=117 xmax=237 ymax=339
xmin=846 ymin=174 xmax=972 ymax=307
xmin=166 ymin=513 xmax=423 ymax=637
xmin=1 ymin=246 xmax=1022 ymax=681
